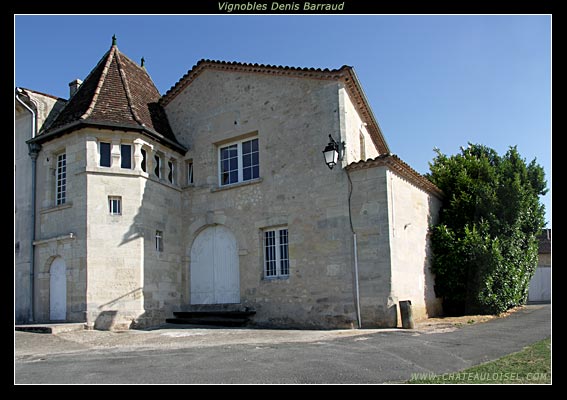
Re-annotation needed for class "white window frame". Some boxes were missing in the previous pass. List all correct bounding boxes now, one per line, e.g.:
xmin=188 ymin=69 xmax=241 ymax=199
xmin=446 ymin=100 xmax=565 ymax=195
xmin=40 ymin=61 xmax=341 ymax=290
xmin=56 ymin=152 xmax=66 ymax=205
xmin=155 ymin=230 xmax=163 ymax=252
xmin=108 ymin=196 xmax=122 ymax=215
xmin=218 ymin=137 xmax=259 ymax=187
xmin=99 ymin=141 xmax=111 ymax=168
xmin=263 ymin=227 xmax=289 ymax=279
xmin=120 ymin=143 xmax=133 ymax=170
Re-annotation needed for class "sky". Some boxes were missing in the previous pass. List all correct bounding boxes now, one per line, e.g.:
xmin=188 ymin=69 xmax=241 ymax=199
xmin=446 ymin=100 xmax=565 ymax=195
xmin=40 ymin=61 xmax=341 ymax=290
xmin=14 ymin=15 xmax=551 ymax=227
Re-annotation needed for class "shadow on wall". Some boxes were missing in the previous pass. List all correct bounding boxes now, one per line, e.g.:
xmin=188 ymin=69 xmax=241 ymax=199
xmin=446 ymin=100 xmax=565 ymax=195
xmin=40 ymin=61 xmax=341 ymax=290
xmin=94 ymin=310 xmax=118 ymax=330
xmin=423 ymin=195 xmax=443 ymax=318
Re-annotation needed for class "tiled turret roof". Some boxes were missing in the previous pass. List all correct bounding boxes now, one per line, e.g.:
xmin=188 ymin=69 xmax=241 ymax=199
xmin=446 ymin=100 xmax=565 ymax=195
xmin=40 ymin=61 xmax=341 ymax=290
xmin=32 ymin=40 xmax=185 ymax=153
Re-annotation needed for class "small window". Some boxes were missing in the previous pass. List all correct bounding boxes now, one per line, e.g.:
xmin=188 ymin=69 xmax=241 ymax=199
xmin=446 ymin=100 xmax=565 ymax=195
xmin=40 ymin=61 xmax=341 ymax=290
xmin=56 ymin=153 xmax=66 ymax=205
xmin=264 ymin=227 xmax=289 ymax=278
xmin=141 ymin=149 xmax=147 ymax=172
xmin=219 ymin=137 xmax=259 ymax=186
xmin=187 ymin=161 xmax=194 ymax=185
xmin=155 ymin=230 xmax=163 ymax=252
xmin=359 ymin=131 xmax=366 ymax=161
xmin=121 ymin=144 xmax=132 ymax=169
xmin=167 ymin=160 xmax=174 ymax=184
xmin=154 ymin=154 xmax=161 ymax=178
xmin=108 ymin=196 xmax=121 ymax=215
xmin=100 ymin=142 xmax=111 ymax=167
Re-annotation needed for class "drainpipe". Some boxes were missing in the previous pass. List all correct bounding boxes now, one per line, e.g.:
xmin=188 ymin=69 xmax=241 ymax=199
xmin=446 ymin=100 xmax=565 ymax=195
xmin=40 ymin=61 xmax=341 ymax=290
xmin=345 ymin=168 xmax=362 ymax=328
xmin=16 ymin=88 xmax=39 ymax=322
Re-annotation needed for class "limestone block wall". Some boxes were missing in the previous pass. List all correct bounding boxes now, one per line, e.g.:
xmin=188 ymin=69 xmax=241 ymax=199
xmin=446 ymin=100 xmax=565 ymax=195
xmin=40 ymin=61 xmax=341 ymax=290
xmin=348 ymin=165 xmax=397 ymax=327
xmin=15 ymin=91 xmax=66 ymax=323
xmin=33 ymin=133 xmax=87 ymax=323
xmin=15 ymin=107 xmax=34 ymax=323
xmin=387 ymin=170 xmax=442 ymax=322
xmin=167 ymin=70 xmax=358 ymax=328
xmin=339 ymin=86 xmax=379 ymax=164
xmin=83 ymin=129 xmax=184 ymax=329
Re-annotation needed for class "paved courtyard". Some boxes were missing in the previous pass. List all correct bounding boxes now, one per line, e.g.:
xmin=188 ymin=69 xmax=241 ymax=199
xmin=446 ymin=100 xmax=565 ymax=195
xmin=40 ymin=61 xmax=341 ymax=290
xmin=15 ymin=304 xmax=550 ymax=384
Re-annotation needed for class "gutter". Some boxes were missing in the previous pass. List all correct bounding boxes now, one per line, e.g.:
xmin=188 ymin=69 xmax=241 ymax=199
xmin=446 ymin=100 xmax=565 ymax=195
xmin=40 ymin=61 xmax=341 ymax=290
xmin=16 ymin=88 xmax=39 ymax=322
xmin=27 ymin=120 xmax=188 ymax=155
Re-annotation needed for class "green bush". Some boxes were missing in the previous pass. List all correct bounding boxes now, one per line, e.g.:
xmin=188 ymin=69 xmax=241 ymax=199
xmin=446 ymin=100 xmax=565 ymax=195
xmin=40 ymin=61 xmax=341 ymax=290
xmin=427 ymin=144 xmax=547 ymax=315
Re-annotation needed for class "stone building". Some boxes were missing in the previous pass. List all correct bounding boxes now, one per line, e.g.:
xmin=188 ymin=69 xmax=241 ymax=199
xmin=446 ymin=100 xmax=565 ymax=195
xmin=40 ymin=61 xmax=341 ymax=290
xmin=15 ymin=39 xmax=443 ymax=330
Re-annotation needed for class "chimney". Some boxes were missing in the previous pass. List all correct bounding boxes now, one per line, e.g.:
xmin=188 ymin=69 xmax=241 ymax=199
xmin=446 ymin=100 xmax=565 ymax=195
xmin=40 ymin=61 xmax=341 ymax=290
xmin=68 ymin=79 xmax=83 ymax=98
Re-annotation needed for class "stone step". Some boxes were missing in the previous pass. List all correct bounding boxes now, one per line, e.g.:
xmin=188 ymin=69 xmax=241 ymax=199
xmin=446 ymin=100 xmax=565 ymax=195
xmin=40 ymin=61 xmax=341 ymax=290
xmin=173 ymin=310 xmax=256 ymax=319
xmin=179 ymin=304 xmax=254 ymax=313
xmin=165 ymin=317 xmax=249 ymax=327
xmin=15 ymin=322 xmax=86 ymax=334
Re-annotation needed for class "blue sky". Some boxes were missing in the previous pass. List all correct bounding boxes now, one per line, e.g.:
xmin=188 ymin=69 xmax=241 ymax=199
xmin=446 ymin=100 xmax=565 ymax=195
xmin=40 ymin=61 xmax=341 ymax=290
xmin=15 ymin=15 xmax=551 ymax=226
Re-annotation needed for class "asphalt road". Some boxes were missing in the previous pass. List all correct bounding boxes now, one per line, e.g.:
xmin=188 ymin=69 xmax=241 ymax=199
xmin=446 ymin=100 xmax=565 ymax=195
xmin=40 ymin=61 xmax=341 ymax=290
xmin=15 ymin=304 xmax=550 ymax=384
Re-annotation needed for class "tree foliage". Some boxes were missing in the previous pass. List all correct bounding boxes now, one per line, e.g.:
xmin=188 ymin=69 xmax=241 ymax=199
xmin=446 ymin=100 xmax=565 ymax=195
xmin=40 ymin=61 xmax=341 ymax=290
xmin=427 ymin=144 xmax=547 ymax=315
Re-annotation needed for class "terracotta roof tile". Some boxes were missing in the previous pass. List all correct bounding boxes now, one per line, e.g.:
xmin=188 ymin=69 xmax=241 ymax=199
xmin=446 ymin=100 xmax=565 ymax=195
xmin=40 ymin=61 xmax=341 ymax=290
xmin=38 ymin=45 xmax=183 ymax=153
xmin=347 ymin=154 xmax=444 ymax=199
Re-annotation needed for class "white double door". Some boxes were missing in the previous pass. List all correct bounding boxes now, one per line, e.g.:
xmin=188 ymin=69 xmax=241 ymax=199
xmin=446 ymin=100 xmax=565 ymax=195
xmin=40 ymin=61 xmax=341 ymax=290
xmin=190 ymin=225 xmax=240 ymax=304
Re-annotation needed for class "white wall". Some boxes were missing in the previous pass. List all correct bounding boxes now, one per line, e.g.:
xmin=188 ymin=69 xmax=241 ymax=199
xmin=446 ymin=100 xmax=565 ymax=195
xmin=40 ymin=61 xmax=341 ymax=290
xmin=339 ymin=86 xmax=379 ymax=164
xmin=387 ymin=170 xmax=442 ymax=322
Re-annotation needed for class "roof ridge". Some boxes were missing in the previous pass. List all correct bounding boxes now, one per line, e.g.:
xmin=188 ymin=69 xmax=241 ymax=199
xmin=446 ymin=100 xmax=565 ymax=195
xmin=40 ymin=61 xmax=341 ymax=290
xmin=114 ymin=49 xmax=146 ymax=128
xmin=161 ymin=59 xmax=349 ymax=106
xmin=81 ymin=46 xmax=116 ymax=120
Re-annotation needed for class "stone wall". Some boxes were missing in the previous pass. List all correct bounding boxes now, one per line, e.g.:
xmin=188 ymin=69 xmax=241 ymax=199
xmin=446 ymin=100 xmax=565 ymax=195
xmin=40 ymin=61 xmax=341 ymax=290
xmin=166 ymin=69 xmax=364 ymax=328
xmin=387 ymin=170 xmax=442 ymax=322
xmin=15 ymin=105 xmax=34 ymax=323
xmin=339 ymin=86 xmax=379 ymax=164
xmin=348 ymin=165 xmax=397 ymax=327
xmin=32 ymin=133 xmax=87 ymax=323
xmin=15 ymin=90 xmax=65 ymax=323
xmin=83 ymin=130 xmax=184 ymax=329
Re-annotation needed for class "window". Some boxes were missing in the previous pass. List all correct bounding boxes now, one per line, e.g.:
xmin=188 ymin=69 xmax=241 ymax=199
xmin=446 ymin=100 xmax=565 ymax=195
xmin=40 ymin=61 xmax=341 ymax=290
xmin=219 ymin=137 xmax=259 ymax=186
xmin=56 ymin=153 xmax=66 ymax=205
xmin=154 ymin=154 xmax=161 ymax=178
xmin=108 ymin=196 xmax=121 ymax=215
xmin=155 ymin=230 xmax=163 ymax=252
xmin=359 ymin=131 xmax=366 ymax=161
xmin=187 ymin=161 xmax=194 ymax=185
xmin=167 ymin=160 xmax=174 ymax=184
xmin=121 ymin=144 xmax=132 ymax=169
xmin=141 ymin=149 xmax=147 ymax=172
xmin=264 ymin=228 xmax=289 ymax=278
xmin=100 ymin=142 xmax=111 ymax=167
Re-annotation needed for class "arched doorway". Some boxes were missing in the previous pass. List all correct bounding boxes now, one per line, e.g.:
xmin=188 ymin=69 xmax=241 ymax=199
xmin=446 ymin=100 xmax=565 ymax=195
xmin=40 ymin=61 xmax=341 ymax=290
xmin=49 ymin=257 xmax=67 ymax=321
xmin=190 ymin=225 xmax=239 ymax=304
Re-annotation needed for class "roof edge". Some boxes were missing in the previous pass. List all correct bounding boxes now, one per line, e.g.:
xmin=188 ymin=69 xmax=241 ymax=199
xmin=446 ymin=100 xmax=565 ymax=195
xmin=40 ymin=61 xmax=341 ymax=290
xmin=347 ymin=154 xmax=443 ymax=199
xmin=28 ymin=120 xmax=187 ymax=154
xmin=160 ymin=59 xmax=390 ymax=154
xmin=160 ymin=59 xmax=347 ymax=107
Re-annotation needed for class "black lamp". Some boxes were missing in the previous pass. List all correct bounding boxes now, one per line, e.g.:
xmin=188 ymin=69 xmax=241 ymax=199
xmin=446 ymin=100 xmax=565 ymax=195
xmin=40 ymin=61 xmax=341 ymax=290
xmin=322 ymin=135 xmax=345 ymax=170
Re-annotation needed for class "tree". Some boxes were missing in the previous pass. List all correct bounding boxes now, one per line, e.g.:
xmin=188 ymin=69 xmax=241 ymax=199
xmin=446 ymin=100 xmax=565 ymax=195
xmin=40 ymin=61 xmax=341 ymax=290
xmin=427 ymin=144 xmax=547 ymax=315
